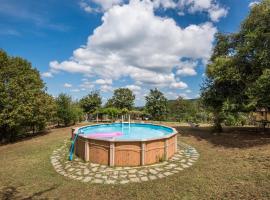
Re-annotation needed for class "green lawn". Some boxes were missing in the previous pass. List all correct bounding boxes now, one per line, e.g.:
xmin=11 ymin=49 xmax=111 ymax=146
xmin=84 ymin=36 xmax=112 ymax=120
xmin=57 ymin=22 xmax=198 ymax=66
xmin=0 ymin=123 xmax=270 ymax=200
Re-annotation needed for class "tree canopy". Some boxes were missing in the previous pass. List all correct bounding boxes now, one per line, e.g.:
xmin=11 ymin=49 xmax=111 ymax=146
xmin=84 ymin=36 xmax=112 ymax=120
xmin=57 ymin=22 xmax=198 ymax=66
xmin=201 ymin=0 xmax=270 ymax=132
xmin=80 ymin=91 xmax=102 ymax=114
xmin=0 ymin=50 xmax=56 ymax=142
xmin=55 ymin=93 xmax=84 ymax=126
xmin=145 ymin=88 xmax=168 ymax=120
xmin=107 ymin=88 xmax=135 ymax=110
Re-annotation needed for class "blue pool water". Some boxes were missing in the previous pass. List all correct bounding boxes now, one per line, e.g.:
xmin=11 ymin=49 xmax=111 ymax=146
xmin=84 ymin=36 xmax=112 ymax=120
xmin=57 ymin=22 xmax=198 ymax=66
xmin=79 ymin=123 xmax=174 ymax=140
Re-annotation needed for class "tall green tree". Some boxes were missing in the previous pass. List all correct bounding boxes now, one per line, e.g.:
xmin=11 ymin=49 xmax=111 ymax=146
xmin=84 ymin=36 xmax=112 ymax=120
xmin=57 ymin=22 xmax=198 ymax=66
xmin=55 ymin=94 xmax=83 ymax=126
xmin=0 ymin=50 xmax=56 ymax=142
xmin=80 ymin=91 xmax=102 ymax=119
xmin=201 ymin=0 xmax=270 ymax=132
xmin=145 ymin=88 xmax=168 ymax=120
xmin=107 ymin=88 xmax=135 ymax=110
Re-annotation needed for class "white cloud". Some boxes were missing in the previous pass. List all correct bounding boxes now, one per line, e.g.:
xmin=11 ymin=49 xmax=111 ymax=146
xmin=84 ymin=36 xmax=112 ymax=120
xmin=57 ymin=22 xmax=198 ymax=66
xmin=185 ymin=89 xmax=192 ymax=93
xmin=46 ymin=0 xmax=217 ymax=90
xmin=79 ymin=0 xmax=228 ymax=22
xmin=208 ymin=5 xmax=228 ymax=22
xmin=79 ymin=0 xmax=123 ymax=13
xmin=152 ymin=0 xmax=177 ymax=9
xmin=50 ymin=60 xmax=92 ymax=74
xmin=126 ymin=84 xmax=141 ymax=91
xmin=100 ymin=84 xmax=113 ymax=92
xmin=42 ymin=72 xmax=53 ymax=78
xmin=249 ymin=1 xmax=260 ymax=8
xmin=176 ymin=60 xmax=198 ymax=76
xmin=178 ymin=0 xmax=228 ymax=22
xmin=64 ymin=83 xmax=72 ymax=88
xmin=177 ymin=68 xmax=197 ymax=76
xmin=95 ymin=79 xmax=113 ymax=85
xmin=170 ymin=81 xmax=188 ymax=89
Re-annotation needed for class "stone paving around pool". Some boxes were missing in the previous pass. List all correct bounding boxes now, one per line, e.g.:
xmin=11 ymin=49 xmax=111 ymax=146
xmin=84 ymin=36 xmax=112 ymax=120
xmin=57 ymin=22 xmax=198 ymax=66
xmin=51 ymin=140 xmax=199 ymax=184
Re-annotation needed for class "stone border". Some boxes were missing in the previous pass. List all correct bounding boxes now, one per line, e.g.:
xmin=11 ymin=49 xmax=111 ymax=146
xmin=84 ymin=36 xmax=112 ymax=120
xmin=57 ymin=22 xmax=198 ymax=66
xmin=51 ymin=140 xmax=199 ymax=184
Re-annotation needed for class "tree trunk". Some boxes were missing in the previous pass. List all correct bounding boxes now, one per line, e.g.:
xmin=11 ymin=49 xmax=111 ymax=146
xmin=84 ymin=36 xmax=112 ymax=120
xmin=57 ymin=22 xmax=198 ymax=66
xmin=213 ymin=112 xmax=223 ymax=133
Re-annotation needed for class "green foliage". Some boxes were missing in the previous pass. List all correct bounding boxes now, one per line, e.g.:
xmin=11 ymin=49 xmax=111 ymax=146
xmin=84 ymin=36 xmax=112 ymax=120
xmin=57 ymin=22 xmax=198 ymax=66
xmin=70 ymin=103 xmax=84 ymax=124
xmin=247 ymin=69 xmax=270 ymax=108
xmin=224 ymin=113 xmax=249 ymax=126
xmin=107 ymin=88 xmax=135 ymax=110
xmin=99 ymin=107 xmax=121 ymax=120
xmin=145 ymin=88 xmax=168 ymax=120
xmin=80 ymin=91 xmax=102 ymax=114
xmin=55 ymin=94 xmax=83 ymax=126
xmin=0 ymin=50 xmax=56 ymax=142
xmin=168 ymin=97 xmax=210 ymax=123
xmin=201 ymin=0 xmax=270 ymax=132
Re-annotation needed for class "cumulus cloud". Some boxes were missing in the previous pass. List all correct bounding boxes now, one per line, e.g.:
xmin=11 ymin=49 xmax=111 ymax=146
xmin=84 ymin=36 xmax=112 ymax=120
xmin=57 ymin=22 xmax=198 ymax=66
xmin=46 ymin=0 xmax=217 ymax=91
xmin=64 ymin=83 xmax=72 ymax=88
xmin=178 ymin=0 xmax=228 ymax=22
xmin=80 ymin=0 xmax=228 ymax=22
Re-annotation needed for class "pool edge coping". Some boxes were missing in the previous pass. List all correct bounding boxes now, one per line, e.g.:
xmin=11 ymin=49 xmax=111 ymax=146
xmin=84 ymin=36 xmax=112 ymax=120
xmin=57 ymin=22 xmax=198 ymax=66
xmin=72 ymin=122 xmax=178 ymax=142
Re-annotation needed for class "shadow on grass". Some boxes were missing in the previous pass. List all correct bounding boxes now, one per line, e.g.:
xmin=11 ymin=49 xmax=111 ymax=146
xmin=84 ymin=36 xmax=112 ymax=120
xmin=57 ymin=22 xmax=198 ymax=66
xmin=0 ymin=185 xmax=59 ymax=200
xmin=175 ymin=126 xmax=270 ymax=149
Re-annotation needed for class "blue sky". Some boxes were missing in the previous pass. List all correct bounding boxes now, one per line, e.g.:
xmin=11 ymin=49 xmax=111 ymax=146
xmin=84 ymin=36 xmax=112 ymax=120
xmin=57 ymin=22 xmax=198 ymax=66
xmin=0 ymin=0 xmax=258 ymax=106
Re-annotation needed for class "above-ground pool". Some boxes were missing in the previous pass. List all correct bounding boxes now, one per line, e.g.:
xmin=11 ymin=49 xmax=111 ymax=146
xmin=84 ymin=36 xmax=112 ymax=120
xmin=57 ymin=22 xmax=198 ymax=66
xmin=72 ymin=123 xmax=178 ymax=166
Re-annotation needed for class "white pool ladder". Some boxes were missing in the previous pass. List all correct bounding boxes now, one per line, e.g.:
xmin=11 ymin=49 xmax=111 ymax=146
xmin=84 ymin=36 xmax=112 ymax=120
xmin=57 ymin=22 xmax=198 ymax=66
xmin=121 ymin=114 xmax=131 ymax=133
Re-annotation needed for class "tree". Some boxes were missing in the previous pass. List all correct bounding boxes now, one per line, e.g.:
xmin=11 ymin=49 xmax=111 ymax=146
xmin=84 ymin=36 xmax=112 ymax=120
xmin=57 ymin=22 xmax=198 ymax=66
xmin=55 ymin=94 xmax=83 ymax=126
xmin=168 ymin=97 xmax=205 ymax=123
xmin=145 ymin=88 xmax=168 ymax=120
xmin=70 ymin=102 xmax=85 ymax=124
xmin=201 ymin=0 xmax=270 ymax=132
xmin=26 ymin=93 xmax=56 ymax=133
xmin=0 ymin=50 xmax=56 ymax=142
xmin=80 ymin=91 xmax=102 ymax=120
xmin=107 ymin=88 xmax=135 ymax=110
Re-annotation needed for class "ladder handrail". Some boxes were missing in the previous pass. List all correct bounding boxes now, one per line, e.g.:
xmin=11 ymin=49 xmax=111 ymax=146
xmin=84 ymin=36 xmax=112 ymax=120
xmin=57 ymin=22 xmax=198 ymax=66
xmin=69 ymin=129 xmax=82 ymax=161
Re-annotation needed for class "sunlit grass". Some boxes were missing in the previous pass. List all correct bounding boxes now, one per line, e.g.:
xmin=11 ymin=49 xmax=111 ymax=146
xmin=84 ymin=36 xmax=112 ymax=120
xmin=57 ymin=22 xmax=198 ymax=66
xmin=0 ymin=123 xmax=269 ymax=200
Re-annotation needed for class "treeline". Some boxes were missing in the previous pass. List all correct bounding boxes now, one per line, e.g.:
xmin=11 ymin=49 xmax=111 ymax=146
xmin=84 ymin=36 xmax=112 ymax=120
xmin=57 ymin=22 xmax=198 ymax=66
xmin=0 ymin=51 xmax=173 ymax=143
xmin=0 ymin=49 xmax=206 ymax=143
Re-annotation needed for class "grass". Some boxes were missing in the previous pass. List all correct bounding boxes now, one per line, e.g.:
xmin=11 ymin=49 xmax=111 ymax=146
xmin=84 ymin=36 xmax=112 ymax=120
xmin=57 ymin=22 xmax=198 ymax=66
xmin=0 ymin=123 xmax=270 ymax=200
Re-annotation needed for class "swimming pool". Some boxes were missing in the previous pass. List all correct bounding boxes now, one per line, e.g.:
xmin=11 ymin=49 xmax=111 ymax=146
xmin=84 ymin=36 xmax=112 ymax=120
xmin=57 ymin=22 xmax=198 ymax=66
xmin=72 ymin=123 xmax=178 ymax=166
xmin=79 ymin=123 xmax=174 ymax=140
